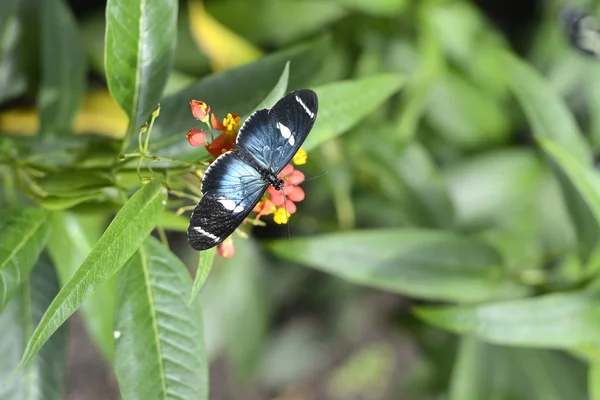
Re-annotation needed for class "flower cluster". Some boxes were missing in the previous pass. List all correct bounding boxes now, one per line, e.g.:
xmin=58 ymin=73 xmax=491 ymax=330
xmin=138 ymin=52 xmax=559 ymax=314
xmin=187 ymin=99 xmax=308 ymax=257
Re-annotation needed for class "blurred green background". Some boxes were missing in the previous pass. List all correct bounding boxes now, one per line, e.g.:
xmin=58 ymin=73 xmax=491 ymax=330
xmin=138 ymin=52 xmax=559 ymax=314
xmin=4 ymin=0 xmax=600 ymax=398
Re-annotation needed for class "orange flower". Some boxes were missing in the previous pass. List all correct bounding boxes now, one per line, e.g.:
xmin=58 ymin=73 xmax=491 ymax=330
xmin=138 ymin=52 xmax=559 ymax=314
xmin=190 ymin=100 xmax=210 ymax=122
xmin=186 ymin=128 xmax=207 ymax=146
xmin=204 ymin=132 xmax=236 ymax=158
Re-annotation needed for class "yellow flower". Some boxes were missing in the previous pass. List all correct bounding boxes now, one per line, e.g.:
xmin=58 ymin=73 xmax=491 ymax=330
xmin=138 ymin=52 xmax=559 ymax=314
xmin=273 ymin=207 xmax=290 ymax=224
xmin=222 ymin=113 xmax=240 ymax=133
xmin=293 ymin=147 xmax=307 ymax=165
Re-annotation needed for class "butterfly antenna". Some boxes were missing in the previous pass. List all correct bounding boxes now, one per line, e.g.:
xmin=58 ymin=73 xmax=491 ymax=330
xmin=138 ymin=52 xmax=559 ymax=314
xmin=302 ymin=170 xmax=328 ymax=183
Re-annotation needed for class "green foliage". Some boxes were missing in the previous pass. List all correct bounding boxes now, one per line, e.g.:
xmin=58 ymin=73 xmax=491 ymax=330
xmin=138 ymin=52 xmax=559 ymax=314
xmin=2 ymin=0 xmax=600 ymax=398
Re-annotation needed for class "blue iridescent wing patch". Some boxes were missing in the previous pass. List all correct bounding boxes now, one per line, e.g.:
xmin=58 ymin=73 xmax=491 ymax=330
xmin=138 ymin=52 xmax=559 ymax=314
xmin=236 ymin=89 xmax=318 ymax=174
xmin=188 ymin=89 xmax=318 ymax=251
xmin=188 ymin=152 xmax=268 ymax=250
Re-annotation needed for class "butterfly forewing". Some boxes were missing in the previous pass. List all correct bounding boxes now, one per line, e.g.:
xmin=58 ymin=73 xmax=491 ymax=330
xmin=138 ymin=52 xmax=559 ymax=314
xmin=236 ymin=89 xmax=318 ymax=174
xmin=188 ymin=89 xmax=318 ymax=251
xmin=188 ymin=152 xmax=268 ymax=250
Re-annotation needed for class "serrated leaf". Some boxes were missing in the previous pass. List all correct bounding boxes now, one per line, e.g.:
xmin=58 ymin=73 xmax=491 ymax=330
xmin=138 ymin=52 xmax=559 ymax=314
xmin=115 ymin=236 xmax=208 ymax=400
xmin=19 ymin=180 xmax=167 ymax=367
xmin=38 ymin=0 xmax=86 ymax=135
xmin=501 ymin=51 xmax=591 ymax=161
xmin=304 ymin=74 xmax=405 ymax=151
xmin=415 ymin=290 xmax=600 ymax=348
xmin=0 ymin=208 xmax=50 ymax=314
xmin=105 ymin=0 xmax=178 ymax=135
xmin=189 ymin=247 xmax=216 ymax=304
xmin=146 ymin=36 xmax=330 ymax=156
xmin=0 ymin=256 xmax=67 ymax=400
xmin=265 ymin=229 xmax=524 ymax=303
xmin=47 ymin=212 xmax=115 ymax=363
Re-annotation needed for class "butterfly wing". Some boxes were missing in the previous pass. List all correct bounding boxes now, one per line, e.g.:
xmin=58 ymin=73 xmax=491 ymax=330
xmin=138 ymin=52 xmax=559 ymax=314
xmin=236 ymin=89 xmax=318 ymax=175
xmin=187 ymin=152 xmax=268 ymax=250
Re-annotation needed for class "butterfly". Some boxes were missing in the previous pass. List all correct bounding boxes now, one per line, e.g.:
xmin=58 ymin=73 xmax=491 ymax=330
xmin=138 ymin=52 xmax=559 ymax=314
xmin=560 ymin=7 xmax=600 ymax=57
xmin=187 ymin=89 xmax=319 ymax=251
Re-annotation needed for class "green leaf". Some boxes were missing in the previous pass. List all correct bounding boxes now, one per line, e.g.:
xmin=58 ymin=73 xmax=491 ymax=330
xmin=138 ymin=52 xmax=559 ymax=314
xmin=265 ymin=229 xmax=524 ymax=303
xmin=334 ymin=0 xmax=407 ymax=16
xmin=500 ymin=51 xmax=591 ymax=161
xmin=207 ymin=0 xmax=346 ymax=46
xmin=201 ymin=239 xmax=269 ymax=380
xmin=38 ymin=0 xmax=86 ymax=135
xmin=415 ymin=290 xmax=600 ymax=348
xmin=19 ymin=180 xmax=167 ymax=367
xmin=0 ymin=0 xmax=27 ymax=102
xmin=147 ymin=35 xmax=330 ymax=156
xmin=541 ymin=140 xmax=600 ymax=230
xmin=304 ymin=74 xmax=405 ymax=151
xmin=0 ymin=256 xmax=67 ymax=400
xmin=47 ymin=212 xmax=115 ymax=363
xmin=157 ymin=211 xmax=189 ymax=232
xmin=115 ymin=236 xmax=207 ymax=400
xmin=189 ymin=247 xmax=216 ymax=305
xmin=449 ymin=338 xmax=586 ymax=400
xmin=251 ymin=62 xmax=289 ymax=113
xmin=0 ymin=208 xmax=50 ymax=314
xmin=591 ymin=361 xmax=600 ymax=400
xmin=425 ymin=70 xmax=510 ymax=149
xmin=105 ymin=0 xmax=178 ymax=135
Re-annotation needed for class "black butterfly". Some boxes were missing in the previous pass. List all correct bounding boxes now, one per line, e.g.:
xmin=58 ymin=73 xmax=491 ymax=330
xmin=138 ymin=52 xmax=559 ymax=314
xmin=187 ymin=89 xmax=318 ymax=251
xmin=561 ymin=7 xmax=600 ymax=57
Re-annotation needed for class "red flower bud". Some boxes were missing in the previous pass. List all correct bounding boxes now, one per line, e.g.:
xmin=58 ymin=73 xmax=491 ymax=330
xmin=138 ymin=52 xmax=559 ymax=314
xmin=186 ymin=128 xmax=207 ymax=146
xmin=190 ymin=100 xmax=210 ymax=122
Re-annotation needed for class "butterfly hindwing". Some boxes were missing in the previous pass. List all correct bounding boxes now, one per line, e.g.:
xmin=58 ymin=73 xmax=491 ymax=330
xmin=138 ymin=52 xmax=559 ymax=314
xmin=187 ymin=152 xmax=268 ymax=250
xmin=236 ymin=89 xmax=318 ymax=174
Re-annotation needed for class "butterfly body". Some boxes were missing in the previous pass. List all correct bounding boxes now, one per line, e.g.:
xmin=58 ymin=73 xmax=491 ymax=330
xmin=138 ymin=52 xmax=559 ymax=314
xmin=187 ymin=89 xmax=318 ymax=251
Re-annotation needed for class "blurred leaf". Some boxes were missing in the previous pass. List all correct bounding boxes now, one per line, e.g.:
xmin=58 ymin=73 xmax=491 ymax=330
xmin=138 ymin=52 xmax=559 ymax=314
xmin=147 ymin=36 xmax=330 ymax=157
xmin=158 ymin=211 xmax=189 ymax=232
xmin=415 ymin=290 xmax=600 ymax=348
xmin=115 ymin=236 xmax=207 ymax=400
xmin=0 ymin=0 xmax=27 ymax=102
xmin=201 ymin=239 xmax=269 ymax=380
xmin=0 ymin=90 xmax=129 ymax=138
xmin=305 ymin=74 xmax=405 ymax=151
xmin=20 ymin=180 xmax=167 ymax=367
xmin=207 ymin=0 xmax=346 ymax=46
xmin=501 ymin=51 xmax=591 ymax=161
xmin=425 ymin=70 xmax=510 ymax=149
xmin=188 ymin=0 xmax=263 ymax=71
xmin=73 ymin=90 xmax=129 ymax=138
xmin=334 ymin=0 xmax=406 ymax=16
xmin=47 ymin=212 xmax=115 ymax=363
xmin=36 ymin=169 xmax=114 ymax=197
xmin=327 ymin=342 xmax=395 ymax=399
xmin=189 ymin=247 xmax=216 ymax=304
xmin=0 ymin=256 xmax=67 ymax=400
xmin=0 ymin=207 xmax=49 ymax=314
xmin=251 ymin=62 xmax=289 ymax=113
xmin=105 ymin=0 xmax=178 ymax=138
xmin=265 ymin=229 xmax=525 ymax=303
xmin=38 ymin=0 xmax=85 ymax=136
xmin=449 ymin=337 xmax=586 ymax=400
xmin=591 ymin=362 xmax=600 ymax=400
xmin=542 ymin=140 xmax=600 ymax=233
xmin=362 ymin=142 xmax=454 ymax=228
xmin=37 ymin=192 xmax=106 ymax=211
